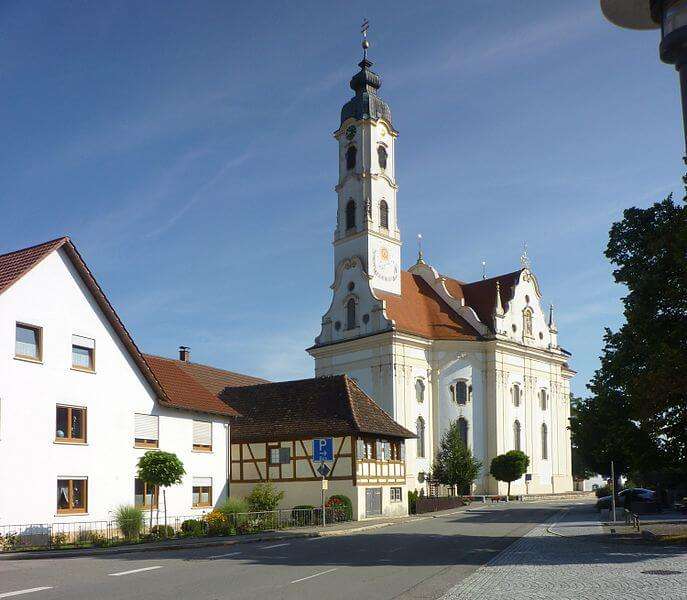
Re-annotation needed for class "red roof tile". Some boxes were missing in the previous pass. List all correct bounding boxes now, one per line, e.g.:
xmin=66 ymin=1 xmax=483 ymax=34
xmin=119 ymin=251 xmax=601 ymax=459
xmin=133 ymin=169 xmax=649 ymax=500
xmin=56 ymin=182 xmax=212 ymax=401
xmin=376 ymin=271 xmax=481 ymax=341
xmin=0 ymin=237 xmax=69 ymax=295
xmin=221 ymin=375 xmax=415 ymax=443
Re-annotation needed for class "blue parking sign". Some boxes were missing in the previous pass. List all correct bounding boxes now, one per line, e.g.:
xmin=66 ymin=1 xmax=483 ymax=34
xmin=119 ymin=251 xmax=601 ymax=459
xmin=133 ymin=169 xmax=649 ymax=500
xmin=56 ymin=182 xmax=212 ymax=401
xmin=313 ymin=438 xmax=333 ymax=462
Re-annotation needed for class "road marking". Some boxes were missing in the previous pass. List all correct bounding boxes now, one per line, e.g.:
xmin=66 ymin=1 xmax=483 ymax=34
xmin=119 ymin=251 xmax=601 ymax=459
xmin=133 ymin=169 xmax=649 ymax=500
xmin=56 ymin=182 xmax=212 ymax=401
xmin=291 ymin=568 xmax=338 ymax=584
xmin=261 ymin=543 xmax=290 ymax=549
xmin=108 ymin=566 xmax=163 ymax=577
xmin=207 ymin=551 xmax=242 ymax=559
xmin=0 ymin=588 xmax=53 ymax=599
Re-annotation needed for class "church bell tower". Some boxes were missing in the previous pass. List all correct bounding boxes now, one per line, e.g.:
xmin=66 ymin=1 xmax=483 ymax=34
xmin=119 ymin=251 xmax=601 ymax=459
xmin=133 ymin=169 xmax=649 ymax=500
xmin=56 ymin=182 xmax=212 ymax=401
xmin=333 ymin=27 xmax=401 ymax=296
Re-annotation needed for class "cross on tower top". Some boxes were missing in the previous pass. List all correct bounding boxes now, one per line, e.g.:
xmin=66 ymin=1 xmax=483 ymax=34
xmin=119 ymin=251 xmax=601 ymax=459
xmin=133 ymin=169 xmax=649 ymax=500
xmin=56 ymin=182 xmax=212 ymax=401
xmin=361 ymin=19 xmax=370 ymax=59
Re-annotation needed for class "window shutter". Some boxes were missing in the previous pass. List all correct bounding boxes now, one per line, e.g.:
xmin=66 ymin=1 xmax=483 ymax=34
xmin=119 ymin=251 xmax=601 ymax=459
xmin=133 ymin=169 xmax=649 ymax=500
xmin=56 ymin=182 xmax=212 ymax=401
xmin=192 ymin=421 xmax=212 ymax=446
xmin=279 ymin=447 xmax=290 ymax=464
xmin=400 ymin=442 xmax=406 ymax=460
xmin=134 ymin=414 xmax=159 ymax=440
xmin=193 ymin=477 xmax=212 ymax=487
xmin=72 ymin=335 xmax=95 ymax=349
xmin=356 ymin=439 xmax=365 ymax=458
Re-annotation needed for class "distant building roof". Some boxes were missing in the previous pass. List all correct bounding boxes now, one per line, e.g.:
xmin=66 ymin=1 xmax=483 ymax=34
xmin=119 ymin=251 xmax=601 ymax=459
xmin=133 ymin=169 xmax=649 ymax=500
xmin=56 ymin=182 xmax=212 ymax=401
xmin=222 ymin=375 xmax=415 ymax=443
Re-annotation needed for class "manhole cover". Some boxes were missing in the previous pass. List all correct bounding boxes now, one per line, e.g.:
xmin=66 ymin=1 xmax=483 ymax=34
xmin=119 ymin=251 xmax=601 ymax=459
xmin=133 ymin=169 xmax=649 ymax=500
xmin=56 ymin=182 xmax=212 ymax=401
xmin=642 ymin=570 xmax=682 ymax=576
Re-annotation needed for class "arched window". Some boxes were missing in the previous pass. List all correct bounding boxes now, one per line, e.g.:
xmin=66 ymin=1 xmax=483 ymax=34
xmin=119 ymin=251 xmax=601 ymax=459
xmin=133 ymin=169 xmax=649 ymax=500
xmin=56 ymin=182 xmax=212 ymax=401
xmin=540 ymin=389 xmax=548 ymax=411
xmin=345 ymin=200 xmax=356 ymax=230
xmin=415 ymin=378 xmax=425 ymax=403
xmin=541 ymin=423 xmax=548 ymax=460
xmin=416 ymin=417 xmax=425 ymax=458
xmin=379 ymin=200 xmax=389 ymax=229
xmin=513 ymin=420 xmax=522 ymax=452
xmin=346 ymin=298 xmax=356 ymax=330
xmin=523 ymin=308 xmax=533 ymax=337
xmin=457 ymin=417 xmax=468 ymax=447
xmin=455 ymin=381 xmax=468 ymax=405
xmin=512 ymin=384 xmax=521 ymax=407
xmin=377 ymin=145 xmax=388 ymax=170
xmin=346 ymin=145 xmax=357 ymax=170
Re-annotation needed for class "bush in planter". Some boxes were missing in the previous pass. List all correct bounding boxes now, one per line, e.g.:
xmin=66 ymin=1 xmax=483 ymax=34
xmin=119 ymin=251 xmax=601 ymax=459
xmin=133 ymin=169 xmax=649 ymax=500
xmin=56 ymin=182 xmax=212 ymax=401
xmin=115 ymin=505 xmax=144 ymax=541
xmin=150 ymin=524 xmax=175 ymax=539
xmin=326 ymin=495 xmax=353 ymax=521
xmin=180 ymin=519 xmax=207 ymax=537
xmin=204 ymin=510 xmax=236 ymax=536
xmin=246 ymin=482 xmax=284 ymax=512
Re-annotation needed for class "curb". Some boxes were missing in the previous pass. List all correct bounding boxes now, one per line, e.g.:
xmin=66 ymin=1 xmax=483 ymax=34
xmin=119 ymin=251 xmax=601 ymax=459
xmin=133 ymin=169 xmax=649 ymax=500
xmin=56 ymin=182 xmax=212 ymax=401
xmin=0 ymin=506 xmax=472 ymax=561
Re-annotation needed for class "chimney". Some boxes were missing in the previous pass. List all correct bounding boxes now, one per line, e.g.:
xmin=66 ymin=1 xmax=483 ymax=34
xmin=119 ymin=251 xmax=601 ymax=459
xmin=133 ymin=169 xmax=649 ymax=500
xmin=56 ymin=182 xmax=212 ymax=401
xmin=178 ymin=346 xmax=191 ymax=362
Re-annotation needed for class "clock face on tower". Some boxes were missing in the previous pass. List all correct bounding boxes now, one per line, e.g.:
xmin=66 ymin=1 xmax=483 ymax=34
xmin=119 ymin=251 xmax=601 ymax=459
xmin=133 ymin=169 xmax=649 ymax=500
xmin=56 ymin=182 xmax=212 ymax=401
xmin=373 ymin=246 xmax=399 ymax=282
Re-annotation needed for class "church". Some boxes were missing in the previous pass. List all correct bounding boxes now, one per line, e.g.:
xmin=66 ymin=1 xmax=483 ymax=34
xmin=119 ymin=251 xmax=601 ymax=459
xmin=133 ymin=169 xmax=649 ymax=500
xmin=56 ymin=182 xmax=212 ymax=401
xmin=307 ymin=35 xmax=575 ymax=496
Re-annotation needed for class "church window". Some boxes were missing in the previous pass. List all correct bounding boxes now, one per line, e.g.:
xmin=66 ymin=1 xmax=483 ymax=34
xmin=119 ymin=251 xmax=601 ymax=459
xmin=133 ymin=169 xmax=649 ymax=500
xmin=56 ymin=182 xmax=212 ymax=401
xmin=523 ymin=308 xmax=533 ymax=337
xmin=514 ymin=420 xmax=522 ymax=452
xmin=416 ymin=417 xmax=426 ymax=458
xmin=346 ymin=145 xmax=357 ymax=170
xmin=334 ymin=321 xmax=341 ymax=331
xmin=415 ymin=378 xmax=425 ymax=403
xmin=540 ymin=389 xmax=548 ymax=411
xmin=346 ymin=298 xmax=357 ymax=330
xmin=512 ymin=384 xmax=521 ymax=407
xmin=362 ymin=313 xmax=370 ymax=324
xmin=455 ymin=381 xmax=468 ymax=405
xmin=377 ymin=145 xmax=388 ymax=170
xmin=457 ymin=417 xmax=469 ymax=447
xmin=380 ymin=200 xmax=389 ymax=229
xmin=541 ymin=423 xmax=548 ymax=460
xmin=346 ymin=200 xmax=356 ymax=230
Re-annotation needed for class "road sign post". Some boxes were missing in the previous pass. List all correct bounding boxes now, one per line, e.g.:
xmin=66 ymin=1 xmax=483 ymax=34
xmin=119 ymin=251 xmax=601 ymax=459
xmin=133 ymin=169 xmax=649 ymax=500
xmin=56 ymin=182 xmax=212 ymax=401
xmin=316 ymin=460 xmax=331 ymax=527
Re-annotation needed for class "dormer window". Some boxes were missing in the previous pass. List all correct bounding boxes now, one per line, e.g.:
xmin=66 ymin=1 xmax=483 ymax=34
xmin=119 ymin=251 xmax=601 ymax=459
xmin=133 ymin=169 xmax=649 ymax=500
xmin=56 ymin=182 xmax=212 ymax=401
xmin=345 ymin=200 xmax=356 ymax=230
xmin=377 ymin=145 xmax=387 ymax=170
xmin=380 ymin=200 xmax=389 ymax=229
xmin=346 ymin=145 xmax=357 ymax=170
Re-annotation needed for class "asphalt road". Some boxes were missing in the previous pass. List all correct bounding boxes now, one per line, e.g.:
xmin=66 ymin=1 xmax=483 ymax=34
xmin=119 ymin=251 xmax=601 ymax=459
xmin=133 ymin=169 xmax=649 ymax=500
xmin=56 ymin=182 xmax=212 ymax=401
xmin=0 ymin=501 xmax=579 ymax=600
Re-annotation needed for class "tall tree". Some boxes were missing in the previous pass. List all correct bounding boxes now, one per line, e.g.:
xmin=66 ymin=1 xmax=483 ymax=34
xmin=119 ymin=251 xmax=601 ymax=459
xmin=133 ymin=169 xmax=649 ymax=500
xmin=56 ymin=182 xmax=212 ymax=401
xmin=432 ymin=421 xmax=482 ymax=494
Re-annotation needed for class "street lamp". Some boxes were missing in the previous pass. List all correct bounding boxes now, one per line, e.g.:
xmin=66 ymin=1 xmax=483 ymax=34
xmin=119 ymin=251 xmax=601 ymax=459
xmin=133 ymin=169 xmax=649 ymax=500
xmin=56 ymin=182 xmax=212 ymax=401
xmin=601 ymin=1 xmax=687 ymax=161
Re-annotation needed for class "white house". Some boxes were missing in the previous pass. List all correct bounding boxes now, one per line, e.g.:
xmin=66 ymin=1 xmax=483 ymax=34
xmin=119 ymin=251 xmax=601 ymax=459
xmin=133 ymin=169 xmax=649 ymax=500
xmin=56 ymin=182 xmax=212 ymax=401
xmin=0 ymin=237 xmax=264 ymax=526
xmin=308 ymin=40 xmax=575 ymax=495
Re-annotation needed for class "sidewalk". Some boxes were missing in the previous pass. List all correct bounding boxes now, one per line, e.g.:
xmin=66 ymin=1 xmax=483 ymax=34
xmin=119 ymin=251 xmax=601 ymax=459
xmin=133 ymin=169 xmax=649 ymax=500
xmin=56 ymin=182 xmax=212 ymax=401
xmin=441 ymin=505 xmax=687 ymax=600
xmin=0 ymin=505 xmax=471 ymax=561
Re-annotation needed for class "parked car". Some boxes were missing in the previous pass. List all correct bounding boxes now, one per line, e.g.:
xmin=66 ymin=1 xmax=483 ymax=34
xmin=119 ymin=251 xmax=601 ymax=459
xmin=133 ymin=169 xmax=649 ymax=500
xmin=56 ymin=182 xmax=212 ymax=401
xmin=595 ymin=488 xmax=655 ymax=512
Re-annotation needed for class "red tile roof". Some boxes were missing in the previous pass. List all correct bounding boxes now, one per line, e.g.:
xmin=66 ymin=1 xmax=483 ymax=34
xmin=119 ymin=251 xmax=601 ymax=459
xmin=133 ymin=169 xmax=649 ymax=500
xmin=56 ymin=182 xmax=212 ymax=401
xmin=376 ymin=271 xmax=481 ymax=341
xmin=221 ymin=375 xmax=415 ymax=443
xmin=0 ymin=237 xmax=69 ymax=295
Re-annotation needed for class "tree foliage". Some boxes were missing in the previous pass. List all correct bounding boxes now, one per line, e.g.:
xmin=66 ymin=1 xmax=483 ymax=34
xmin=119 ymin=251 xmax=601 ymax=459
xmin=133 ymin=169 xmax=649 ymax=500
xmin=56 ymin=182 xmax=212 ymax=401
xmin=137 ymin=450 xmax=186 ymax=488
xmin=489 ymin=451 xmax=529 ymax=497
xmin=246 ymin=482 xmax=284 ymax=512
xmin=571 ymin=195 xmax=687 ymax=485
xmin=432 ymin=420 xmax=482 ymax=494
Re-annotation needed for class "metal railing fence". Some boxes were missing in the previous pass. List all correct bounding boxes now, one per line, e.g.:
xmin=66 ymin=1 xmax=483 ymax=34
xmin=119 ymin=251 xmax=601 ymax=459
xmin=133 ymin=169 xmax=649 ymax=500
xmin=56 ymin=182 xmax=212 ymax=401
xmin=0 ymin=506 xmax=350 ymax=552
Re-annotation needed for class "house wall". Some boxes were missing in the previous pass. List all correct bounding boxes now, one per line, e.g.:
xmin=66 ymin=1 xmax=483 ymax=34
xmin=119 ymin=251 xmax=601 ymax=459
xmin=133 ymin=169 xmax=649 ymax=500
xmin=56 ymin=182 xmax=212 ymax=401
xmin=0 ymin=249 xmax=231 ymax=525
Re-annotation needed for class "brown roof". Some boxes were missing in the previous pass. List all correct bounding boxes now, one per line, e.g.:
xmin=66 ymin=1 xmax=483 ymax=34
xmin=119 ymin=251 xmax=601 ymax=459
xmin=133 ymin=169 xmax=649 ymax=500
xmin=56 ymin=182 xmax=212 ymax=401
xmin=376 ymin=271 xmax=481 ymax=341
xmin=221 ymin=375 xmax=415 ymax=443
xmin=144 ymin=355 xmax=243 ymax=417
xmin=0 ymin=237 xmax=260 ymax=419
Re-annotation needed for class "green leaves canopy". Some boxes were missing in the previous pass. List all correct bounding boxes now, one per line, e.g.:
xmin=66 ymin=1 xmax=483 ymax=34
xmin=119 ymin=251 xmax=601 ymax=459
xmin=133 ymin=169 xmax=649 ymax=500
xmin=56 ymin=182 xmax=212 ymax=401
xmin=489 ymin=451 xmax=529 ymax=492
xmin=432 ymin=420 xmax=482 ymax=494
xmin=137 ymin=450 xmax=186 ymax=488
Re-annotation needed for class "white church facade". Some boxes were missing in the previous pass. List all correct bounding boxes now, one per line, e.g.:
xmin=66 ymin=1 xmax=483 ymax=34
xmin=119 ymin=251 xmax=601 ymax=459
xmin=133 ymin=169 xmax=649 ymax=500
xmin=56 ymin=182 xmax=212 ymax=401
xmin=308 ymin=42 xmax=575 ymax=496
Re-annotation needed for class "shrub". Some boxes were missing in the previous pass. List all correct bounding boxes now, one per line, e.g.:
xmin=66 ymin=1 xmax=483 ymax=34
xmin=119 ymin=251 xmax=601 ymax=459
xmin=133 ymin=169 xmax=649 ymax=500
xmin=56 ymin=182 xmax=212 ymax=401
xmin=203 ymin=510 xmax=235 ymax=537
xmin=246 ymin=482 xmax=284 ymax=512
xmin=408 ymin=490 xmax=420 ymax=514
xmin=150 ymin=524 xmax=175 ymax=539
xmin=218 ymin=497 xmax=249 ymax=518
xmin=50 ymin=532 xmax=68 ymax=548
xmin=595 ymin=485 xmax=612 ymax=498
xmin=115 ymin=505 xmax=144 ymax=541
xmin=326 ymin=494 xmax=352 ymax=521
xmin=180 ymin=519 xmax=207 ymax=537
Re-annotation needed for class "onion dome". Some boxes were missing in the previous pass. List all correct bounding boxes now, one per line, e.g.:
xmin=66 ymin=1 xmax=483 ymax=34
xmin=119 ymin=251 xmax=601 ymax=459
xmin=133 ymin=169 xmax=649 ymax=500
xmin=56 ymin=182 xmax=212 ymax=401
xmin=340 ymin=48 xmax=392 ymax=125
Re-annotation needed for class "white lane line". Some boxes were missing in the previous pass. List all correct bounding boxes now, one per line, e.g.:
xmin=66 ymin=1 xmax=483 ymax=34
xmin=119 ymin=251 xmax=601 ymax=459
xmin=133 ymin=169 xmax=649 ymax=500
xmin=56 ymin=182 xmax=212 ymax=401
xmin=260 ymin=543 xmax=290 ymax=549
xmin=207 ymin=551 xmax=242 ymax=559
xmin=0 ymin=588 xmax=53 ymax=599
xmin=291 ymin=568 xmax=338 ymax=584
xmin=108 ymin=566 xmax=163 ymax=577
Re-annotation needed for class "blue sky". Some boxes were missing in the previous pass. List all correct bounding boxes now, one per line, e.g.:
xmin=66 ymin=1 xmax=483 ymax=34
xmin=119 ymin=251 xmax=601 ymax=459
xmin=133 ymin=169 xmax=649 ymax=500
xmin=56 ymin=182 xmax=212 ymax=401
xmin=0 ymin=1 xmax=681 ymax=395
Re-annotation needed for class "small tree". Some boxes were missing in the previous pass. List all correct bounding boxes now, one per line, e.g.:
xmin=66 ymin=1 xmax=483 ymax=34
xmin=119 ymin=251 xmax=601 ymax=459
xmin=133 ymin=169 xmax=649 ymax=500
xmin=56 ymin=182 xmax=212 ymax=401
xmin=489 ymin=451 xmax=530 ymax=498
xmin=432 ymin=421 xmax=482 ymax=495
xmin=137 ymin=450 xmax=185 ymax=531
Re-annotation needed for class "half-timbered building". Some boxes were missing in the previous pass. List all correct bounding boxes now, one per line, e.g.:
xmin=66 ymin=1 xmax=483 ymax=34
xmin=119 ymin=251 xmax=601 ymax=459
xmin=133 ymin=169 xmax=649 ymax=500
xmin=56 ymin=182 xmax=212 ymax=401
xmin=224 ymin=375 xmax=415 ymax=519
